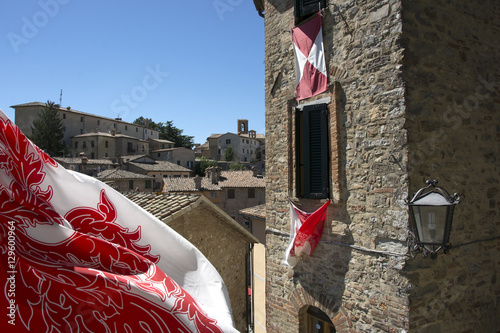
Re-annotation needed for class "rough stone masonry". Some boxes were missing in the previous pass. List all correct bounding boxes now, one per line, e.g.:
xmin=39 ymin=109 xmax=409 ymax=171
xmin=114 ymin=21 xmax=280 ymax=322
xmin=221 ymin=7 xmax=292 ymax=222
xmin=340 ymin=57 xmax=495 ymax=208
xmin=262 ymin=0 xmax=499 ymax=332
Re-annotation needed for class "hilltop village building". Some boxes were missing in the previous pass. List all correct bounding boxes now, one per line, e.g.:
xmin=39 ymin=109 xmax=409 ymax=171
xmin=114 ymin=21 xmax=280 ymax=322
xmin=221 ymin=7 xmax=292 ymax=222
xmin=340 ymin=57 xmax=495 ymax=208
xmin=54 ymin=155 xmax=114 ymax=176
xmin=164 ymin=166 xmax=265 ymax=227
xmin=12 ymin=102 xmax=159 ymax=158
xmin=254 ymin=0 xmax=499 ymax=332
xmin=201 ymin=119 xmax=266 ymax=165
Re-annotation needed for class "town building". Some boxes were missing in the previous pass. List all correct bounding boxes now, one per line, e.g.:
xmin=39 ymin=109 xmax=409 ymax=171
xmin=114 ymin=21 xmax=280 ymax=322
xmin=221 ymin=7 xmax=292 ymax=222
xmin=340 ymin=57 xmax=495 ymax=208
xmin=163 ymin=167 xmax=265 ymax=227
xmin=121 ymin=155 xmax=193 ymax=191
xmin=97 ymin=169 xmax=154 ymax=193
xmin=201 ymin=119 xmax=265 ymax=164
xmin=71 ymin=131 xmax=150 ymax=159
xmin=239 ymin=204 xmax=267 ymax=333
xmin=147 ymin=137 xmax=174 ymax=151
xmin=54 ymin=155 xmax=114 ymax=177
xmin=12 ymin=102 xmax=159 ymax=156
xmin=255 ymin=0 xmax=499 ymax=332
xmin=240 ymin=204 xmax=266 ymax=245
xmin=152 ymin=146 xmax=195 ymax=171
xmin=124 ymin=192 xmax=260 ymax=333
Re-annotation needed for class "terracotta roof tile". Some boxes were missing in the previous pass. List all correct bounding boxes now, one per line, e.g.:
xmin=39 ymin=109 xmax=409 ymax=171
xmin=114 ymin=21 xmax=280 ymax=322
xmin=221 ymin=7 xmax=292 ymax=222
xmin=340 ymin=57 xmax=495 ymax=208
xmin=240 ymin=204 xmax=266 ymax=220
xmin=55 ymin=157 xmax=113 ymax=165
xmin=128 ymin=161 xmax=191 ymax=172
xmin=163 ymin=170 xmax=265 ymax=192
xmin=124 ymin=192 xmax=200 ymax=221
xmin=97 ymin=169 xmax=153 ymax=180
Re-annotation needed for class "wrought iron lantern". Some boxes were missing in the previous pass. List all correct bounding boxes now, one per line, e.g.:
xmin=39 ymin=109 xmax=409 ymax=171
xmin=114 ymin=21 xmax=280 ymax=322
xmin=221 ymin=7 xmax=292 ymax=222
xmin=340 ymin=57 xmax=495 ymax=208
xmin=407 ymin=180 xmax=460 ymax=259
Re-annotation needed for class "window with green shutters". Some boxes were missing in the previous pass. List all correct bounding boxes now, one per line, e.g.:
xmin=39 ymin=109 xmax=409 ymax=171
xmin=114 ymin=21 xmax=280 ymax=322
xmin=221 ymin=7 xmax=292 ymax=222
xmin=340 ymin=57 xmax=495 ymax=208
xmin=296 ymin=103 xmax=329 ymax=199
xmin=294 ymin=0 xmax=326 ymax=20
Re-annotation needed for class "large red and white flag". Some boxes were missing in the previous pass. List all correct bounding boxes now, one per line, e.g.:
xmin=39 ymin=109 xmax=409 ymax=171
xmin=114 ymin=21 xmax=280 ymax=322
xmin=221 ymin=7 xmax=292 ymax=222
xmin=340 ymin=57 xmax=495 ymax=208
xmin=283 ymin=200 xmax=330 ymax=266
xmin=291 ymin=13 xmax=328 ymax=100
xmin=0 ymin=109 xmax=238 ymax=332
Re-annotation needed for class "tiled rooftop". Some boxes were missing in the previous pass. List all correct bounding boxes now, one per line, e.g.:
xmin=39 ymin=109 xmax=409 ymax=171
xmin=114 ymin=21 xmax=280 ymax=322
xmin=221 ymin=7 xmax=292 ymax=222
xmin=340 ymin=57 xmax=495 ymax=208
xmin=97 ymin=169 xmax=153 ymax=180
xmin=164 ymin=170 xmax=265 ymax=192
xmin=128 ymin=161 xmax=191 ymax=172
xmin=218 ymin=171 xmax=265 ymax=188
xmin=148 ymin=138 xmax=174 ymax=144
xmin=239 ymin=204 xmax=266 ymax=220
xmin=120 ymin=155 xmax=149 ymax=162
xmin=72 ymin=132 xmax=146 ymax=141
xmin=124 ymin=192 xmax=200 ymax=221
xmin=55 ymin=157 xmax=114 ymax=165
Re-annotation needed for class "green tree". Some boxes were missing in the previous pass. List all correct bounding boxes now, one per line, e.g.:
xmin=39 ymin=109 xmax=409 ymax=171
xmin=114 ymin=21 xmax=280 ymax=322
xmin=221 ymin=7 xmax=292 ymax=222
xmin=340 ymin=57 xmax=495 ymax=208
xmin=224 ymin=147 xmax=234 ymax=162
xmin=133 ymin=116 xmax=159 ymax=130
xmin=159 ymin=121 xmax=194 ymax=149
xmin=196 ymin=157 xmax=217 ymax=176
xmin=229 ymin=162 xmax=246 ymax=171
xmin=133 ymin=117 xmax=194 ymax=149
xmin=30 ymin=101 xmax=64 ymax=156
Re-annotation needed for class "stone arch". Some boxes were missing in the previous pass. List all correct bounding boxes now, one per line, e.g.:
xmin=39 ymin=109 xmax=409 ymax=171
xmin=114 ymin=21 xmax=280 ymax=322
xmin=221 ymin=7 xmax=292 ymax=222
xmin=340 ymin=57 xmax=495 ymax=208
xmin=299 ymin=305 xmax=335 ymax=332
xmin=288 ymin=285 xmax=352 ymax=332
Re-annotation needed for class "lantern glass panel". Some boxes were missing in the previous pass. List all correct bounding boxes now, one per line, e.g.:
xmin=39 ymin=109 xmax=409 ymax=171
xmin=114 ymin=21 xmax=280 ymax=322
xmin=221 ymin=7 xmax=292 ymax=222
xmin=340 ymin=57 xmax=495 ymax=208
xmin=413 ymin=205 xmax=448 ymax=244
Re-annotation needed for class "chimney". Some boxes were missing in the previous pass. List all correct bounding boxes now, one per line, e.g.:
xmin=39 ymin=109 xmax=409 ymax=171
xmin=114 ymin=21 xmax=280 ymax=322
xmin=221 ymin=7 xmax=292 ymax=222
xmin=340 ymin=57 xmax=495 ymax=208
xmin=251 ymin=166 xmax=258 ymax=177
xmin=194 ymin=176 xmax=202 ymax=190
xmin=206 ymin=166 xmax=221 ymax=184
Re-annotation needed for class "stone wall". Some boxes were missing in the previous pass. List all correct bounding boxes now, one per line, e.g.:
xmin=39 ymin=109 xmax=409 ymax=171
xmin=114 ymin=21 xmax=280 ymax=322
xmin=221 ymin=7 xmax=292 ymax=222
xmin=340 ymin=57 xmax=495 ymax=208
xmin=264 ymin=0 xmax=410 ymax=331
xmin=402 ymin=0 xmax=500 ymax=331
xmin=168 ymin=202 xmax=251 ymax=332
xmin=263 ymin=0 xmax=499 ymax=331
xmin=222 ymin=187 xmax=266 ymax=225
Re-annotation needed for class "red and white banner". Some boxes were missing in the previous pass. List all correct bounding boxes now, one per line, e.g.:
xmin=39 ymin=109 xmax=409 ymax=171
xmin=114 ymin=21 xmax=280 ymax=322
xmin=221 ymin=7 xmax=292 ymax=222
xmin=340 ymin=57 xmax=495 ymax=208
xmin=283 ymin=200 xmax=330 ymax=266
xmin=291 ymin=13 xmax=328 ymax=100
xmin=0 ymin=109 xmax=238 ymax=332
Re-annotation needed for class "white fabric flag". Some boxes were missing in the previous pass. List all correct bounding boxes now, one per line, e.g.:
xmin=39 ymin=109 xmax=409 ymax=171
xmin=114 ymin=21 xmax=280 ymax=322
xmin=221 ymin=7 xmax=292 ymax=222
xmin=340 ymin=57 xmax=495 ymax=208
xmin=0 ymin=109 xmax=238 ymax=332
xmin=291 ymin=12 xmax=328 ymax=100
xmin=283 ymin=200 xmax=330 ymax=266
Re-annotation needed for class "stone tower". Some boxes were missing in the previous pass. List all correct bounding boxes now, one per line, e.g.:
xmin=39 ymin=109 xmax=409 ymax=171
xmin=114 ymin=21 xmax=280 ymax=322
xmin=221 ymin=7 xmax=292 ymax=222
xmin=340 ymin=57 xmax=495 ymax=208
xmin=237 ymin=119 xmax=249 ymax=135
xmin=256 ymin=0 xmax=499 ymax=332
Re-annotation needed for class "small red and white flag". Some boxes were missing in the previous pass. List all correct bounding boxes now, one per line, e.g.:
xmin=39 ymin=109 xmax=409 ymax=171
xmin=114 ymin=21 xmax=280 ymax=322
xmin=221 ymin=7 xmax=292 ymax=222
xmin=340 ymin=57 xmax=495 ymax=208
xmin=283 ymin=200 xmax=330 ymax=266
xmin=291 ymin=13 xmax=328 ymax=100
xmin=0 ymin=109 xmax=238 ymax=332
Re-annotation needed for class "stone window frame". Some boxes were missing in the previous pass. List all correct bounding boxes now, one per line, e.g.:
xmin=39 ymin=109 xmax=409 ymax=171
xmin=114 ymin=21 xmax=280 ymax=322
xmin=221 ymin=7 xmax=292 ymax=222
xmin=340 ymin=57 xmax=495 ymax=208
xmin=289 ymin=83 xmax=341 ymax=202
xmin=227 ymin=188 xmax=235 ymax=199
xmin=295 ymin=102 xmax=330 ymax=199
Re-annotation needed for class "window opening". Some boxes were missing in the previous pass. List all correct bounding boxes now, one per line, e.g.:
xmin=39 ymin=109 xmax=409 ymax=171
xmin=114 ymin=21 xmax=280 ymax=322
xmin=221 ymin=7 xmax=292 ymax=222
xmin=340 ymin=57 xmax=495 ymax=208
xmin=296 ymin=103 xmax=329 ymax=198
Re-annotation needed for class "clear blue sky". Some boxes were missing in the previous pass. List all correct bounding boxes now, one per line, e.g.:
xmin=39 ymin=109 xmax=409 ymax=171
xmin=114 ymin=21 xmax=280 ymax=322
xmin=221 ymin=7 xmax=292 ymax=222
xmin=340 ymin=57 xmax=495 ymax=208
xmin=0 ymin=1 xmax=265 ymax=144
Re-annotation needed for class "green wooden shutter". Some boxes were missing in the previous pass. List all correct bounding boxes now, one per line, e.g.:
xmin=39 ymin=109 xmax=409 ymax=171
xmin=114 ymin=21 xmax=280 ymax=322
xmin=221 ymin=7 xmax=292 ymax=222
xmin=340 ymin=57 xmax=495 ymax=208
xmin=303 ymin=104 xmax=329 ymax=198
xmin=294 ymin=0 xmax=326 ymax=19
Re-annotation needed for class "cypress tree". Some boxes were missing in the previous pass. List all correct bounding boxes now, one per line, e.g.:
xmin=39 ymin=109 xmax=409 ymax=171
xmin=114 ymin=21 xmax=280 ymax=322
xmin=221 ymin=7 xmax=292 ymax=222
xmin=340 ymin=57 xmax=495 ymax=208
xmin=30 ymin=101 xmax=64 ymax=157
